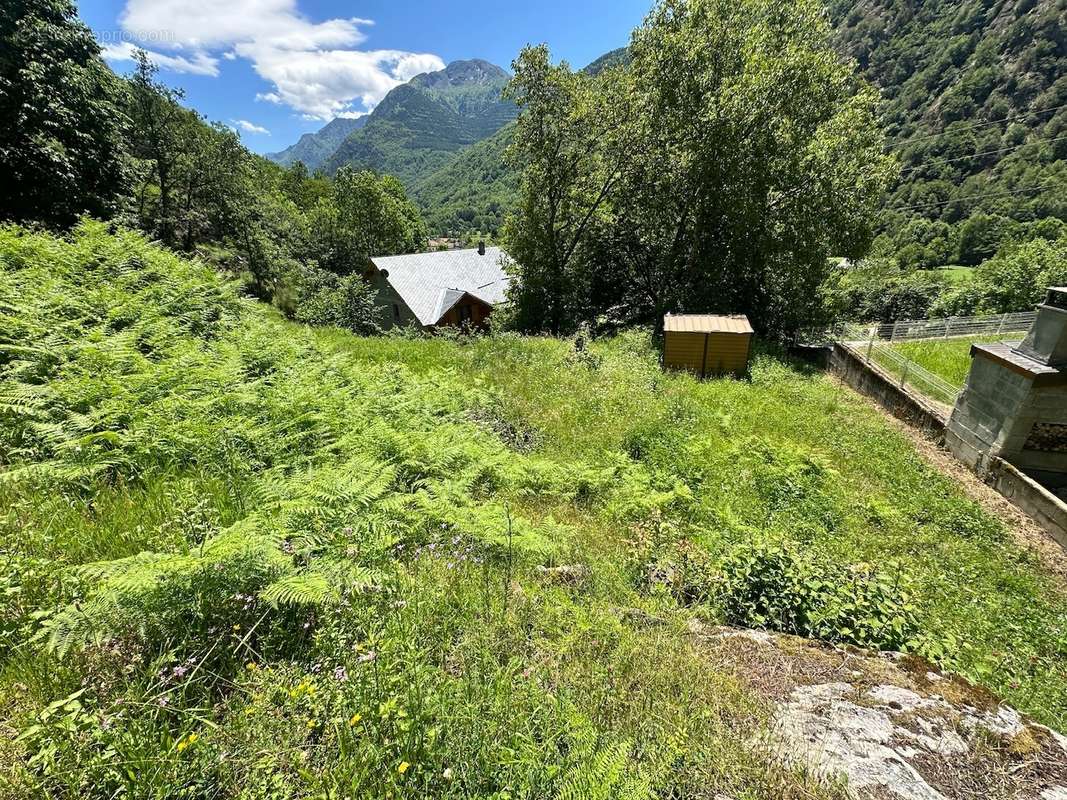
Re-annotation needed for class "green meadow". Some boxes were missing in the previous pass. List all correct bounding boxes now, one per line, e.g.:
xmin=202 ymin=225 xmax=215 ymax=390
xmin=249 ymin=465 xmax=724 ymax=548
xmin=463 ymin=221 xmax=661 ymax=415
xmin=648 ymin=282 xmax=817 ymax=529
xmin=1 ymin=223 xmax=1065 ymax=797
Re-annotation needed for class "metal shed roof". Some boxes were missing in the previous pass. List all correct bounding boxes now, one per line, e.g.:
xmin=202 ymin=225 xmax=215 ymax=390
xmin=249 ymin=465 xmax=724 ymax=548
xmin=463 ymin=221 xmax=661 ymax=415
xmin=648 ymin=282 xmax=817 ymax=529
xmin=663 ymin=314 xmax=754 ymax=334
xmin=370 ymin=247 xmax=512 ymax=326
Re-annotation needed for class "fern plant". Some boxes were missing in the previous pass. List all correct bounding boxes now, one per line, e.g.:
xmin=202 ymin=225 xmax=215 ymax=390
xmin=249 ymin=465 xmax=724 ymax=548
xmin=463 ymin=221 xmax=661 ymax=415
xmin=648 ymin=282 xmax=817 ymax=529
xmin=552 ymin=704 xmax=652 ymax=800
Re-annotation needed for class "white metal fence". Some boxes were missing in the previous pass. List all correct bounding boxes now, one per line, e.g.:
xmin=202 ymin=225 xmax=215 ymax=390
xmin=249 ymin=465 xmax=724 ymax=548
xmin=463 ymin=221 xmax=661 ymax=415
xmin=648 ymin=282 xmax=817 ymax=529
xmin=848 ymin=311 xmax=1037 ymax=344
xmin=829 ymin=311 xmax=1037 ymax=407
xmin=844 ymin=333 xmax=963 ymax=406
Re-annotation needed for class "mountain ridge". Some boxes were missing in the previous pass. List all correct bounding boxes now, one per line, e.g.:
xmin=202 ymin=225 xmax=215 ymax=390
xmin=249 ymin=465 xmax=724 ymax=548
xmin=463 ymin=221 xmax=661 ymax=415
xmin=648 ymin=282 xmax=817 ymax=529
xmin=320 ymin=59 xmax=517 ymax=185
xmin=265 ymin=116 xmax=368 ymax=171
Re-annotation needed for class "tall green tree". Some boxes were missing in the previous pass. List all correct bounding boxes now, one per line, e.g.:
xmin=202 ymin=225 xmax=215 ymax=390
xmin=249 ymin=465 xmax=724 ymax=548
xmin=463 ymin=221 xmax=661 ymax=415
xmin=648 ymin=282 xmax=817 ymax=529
xmin=622 ymin=0 xmax=896 ymax=336
xmin=124 ymin=51 xmax=193 ymax=247
xmin=504 ymin=0 xmax=897 ymax=338
xmin=502 ymin=45 xmax=634 ymax=334
xmin=0 ymin=0 xmax=126 ymax=226
xmin=306 ymin=167 xmax=425 ymax=274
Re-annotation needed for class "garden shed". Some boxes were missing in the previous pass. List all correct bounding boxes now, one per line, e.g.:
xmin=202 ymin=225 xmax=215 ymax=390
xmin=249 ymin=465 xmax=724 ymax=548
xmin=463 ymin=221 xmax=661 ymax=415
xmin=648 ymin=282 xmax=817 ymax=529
xmin=662 ymin=314 xmax=754 ymax=377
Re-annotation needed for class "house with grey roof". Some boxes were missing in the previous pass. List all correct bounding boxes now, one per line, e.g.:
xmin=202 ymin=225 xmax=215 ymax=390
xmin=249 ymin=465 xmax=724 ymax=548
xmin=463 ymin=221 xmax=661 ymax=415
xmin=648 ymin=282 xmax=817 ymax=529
xmin=367 ymin=243 xmax=512 ymax=330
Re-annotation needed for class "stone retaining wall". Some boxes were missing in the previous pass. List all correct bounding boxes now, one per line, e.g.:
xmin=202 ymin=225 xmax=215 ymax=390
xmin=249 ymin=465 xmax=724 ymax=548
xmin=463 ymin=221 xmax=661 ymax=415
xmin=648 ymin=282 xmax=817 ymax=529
xmin=829 ymin=343 xmax=948 ymax=437
xmin=986 ymin=458 xmax=1067 ymax=549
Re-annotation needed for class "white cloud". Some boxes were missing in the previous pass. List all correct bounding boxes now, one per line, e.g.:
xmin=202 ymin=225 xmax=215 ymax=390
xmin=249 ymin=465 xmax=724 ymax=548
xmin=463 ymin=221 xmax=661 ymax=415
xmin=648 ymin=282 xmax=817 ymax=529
xmin=391 ymin=53 xmax=448 ymax=82
xmin=102 ymin=41 xmax=219 ymax=76
xmin=232 ymin=119 xmax=270 ymax=135
xmin=104 ymin=0 xmax=444 ymax=119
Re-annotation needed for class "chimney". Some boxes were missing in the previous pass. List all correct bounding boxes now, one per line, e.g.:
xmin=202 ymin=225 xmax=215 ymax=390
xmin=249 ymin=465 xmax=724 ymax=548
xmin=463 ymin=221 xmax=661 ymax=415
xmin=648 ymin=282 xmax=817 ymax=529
xmin=478 ymin=241 xmax=486 ymax=256
xmin=1013 ymin=287 xmax=1067 ymax=368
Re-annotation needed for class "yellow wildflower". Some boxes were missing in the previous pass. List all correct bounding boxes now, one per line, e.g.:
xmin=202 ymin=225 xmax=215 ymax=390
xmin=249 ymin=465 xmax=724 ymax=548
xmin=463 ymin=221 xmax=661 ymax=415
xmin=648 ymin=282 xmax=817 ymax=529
xmin=306 ymin=718 xmax=317 ymax=729
xmin=245 ymin=662 xmax=258 ymax=671
xmin=397 ymin=761 xmax=410 ymax=775
xmin=348 ymin=713 xmax=362 ymax=726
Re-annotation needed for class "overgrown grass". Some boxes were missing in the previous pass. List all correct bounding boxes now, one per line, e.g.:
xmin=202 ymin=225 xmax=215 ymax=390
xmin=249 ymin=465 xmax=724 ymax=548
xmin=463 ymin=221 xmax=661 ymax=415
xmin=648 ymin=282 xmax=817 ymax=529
xmin=1 ymin=222 xmax=1065 ymax=797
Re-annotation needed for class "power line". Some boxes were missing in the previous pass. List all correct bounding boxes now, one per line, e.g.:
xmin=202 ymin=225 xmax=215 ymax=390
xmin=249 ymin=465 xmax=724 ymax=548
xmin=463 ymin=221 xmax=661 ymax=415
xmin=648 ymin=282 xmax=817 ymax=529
xmin=900 ymin=134 xmax=1067 ymax=175
xmin=886 ymin=102 xmax=1067 ymax=149
xmin=889 ymin=182 xmax=1055 ymax=212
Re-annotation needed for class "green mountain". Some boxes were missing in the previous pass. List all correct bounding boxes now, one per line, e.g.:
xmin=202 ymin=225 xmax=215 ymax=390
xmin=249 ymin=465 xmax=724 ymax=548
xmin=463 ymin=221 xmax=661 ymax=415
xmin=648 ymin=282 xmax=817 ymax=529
xmin=582 ymin=47 xmax=630 ymax=76
xmin=322 ymin=59 xmax=516 ymax=185
xmin=408 ymin=52 xmax=625 ymax=236
xmin=265 ymin=116 xmax=367 ymax=171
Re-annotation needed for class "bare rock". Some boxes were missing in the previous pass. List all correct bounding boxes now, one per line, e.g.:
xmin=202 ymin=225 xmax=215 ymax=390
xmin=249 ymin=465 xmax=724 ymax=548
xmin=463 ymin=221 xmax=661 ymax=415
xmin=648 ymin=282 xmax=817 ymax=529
xmin=686 ymin=620 xmax=776 ymax=646
xmin=763 ymin=680 xmax=1067 ymax=799
xmin=686 ymin=621 xmax=1067 ymax=798
xmin=535 ymin=564 xmax=591 ymax=588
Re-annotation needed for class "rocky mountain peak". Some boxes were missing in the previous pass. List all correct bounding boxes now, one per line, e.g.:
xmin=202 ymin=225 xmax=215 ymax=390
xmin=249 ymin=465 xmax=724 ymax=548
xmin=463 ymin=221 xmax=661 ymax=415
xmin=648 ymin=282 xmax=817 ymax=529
xmin=409 ymin=59 xmax=509 ymax=90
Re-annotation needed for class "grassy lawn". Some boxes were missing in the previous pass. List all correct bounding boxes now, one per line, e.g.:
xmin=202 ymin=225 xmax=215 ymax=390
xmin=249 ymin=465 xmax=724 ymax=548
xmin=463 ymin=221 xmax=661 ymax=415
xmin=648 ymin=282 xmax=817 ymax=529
xmin=1 ymin=223 xmax=1065 ymax=797
xmin=933 ymin=265 xmax=974 ymax=285
xmin=888 ymin=333 xmax=1030 ymax=391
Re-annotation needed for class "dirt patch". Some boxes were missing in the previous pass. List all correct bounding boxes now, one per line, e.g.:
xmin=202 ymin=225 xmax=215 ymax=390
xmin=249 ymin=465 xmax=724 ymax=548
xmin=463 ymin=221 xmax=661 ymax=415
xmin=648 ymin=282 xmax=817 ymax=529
xmin=832 ymin=376 xmax=1067 ymax=586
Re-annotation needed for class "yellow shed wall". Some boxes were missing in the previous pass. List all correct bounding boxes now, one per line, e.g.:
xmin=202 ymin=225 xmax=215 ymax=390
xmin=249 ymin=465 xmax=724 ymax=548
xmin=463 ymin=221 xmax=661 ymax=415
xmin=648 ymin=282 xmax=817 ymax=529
xmin=663 ymin=331 xmax=752 ymax=376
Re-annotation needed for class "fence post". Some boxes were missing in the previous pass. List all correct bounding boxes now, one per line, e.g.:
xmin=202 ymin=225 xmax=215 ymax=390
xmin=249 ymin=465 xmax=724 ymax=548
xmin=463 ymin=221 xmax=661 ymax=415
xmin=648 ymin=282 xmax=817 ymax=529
xmin=866 ymin=327 xmax=875 ymax=362
xmin=996 ymin=313 xmax=1006 ymax=335
xmin=900 ymin=359 xmax=909 ymax=389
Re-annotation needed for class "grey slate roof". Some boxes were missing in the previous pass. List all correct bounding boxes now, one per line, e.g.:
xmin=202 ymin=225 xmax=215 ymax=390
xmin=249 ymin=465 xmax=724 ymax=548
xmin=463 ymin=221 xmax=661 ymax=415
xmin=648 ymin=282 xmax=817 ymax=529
xmin=371 ymin=247 xmax=512 ymax=326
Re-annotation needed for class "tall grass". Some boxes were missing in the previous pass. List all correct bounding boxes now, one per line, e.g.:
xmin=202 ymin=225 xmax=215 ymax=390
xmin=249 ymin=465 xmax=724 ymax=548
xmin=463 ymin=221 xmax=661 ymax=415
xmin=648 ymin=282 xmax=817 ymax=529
xmin=1 ymin=222 xmax=1064 ymax=797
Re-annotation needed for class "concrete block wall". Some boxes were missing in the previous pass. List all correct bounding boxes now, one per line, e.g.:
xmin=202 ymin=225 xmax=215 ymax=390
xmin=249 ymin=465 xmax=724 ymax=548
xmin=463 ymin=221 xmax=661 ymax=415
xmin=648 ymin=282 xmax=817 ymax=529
xmin=987 ymin=459 xmax=1067 ymax=549
xmin=946 ymin=356 xmax=1033 ymax=468
xmin=947 ymin=348 xmax=1067 ymax=477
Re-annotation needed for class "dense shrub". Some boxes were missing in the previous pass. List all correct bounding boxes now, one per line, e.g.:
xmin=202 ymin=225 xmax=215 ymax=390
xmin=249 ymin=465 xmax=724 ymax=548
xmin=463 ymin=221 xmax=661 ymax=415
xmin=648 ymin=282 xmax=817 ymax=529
xmin=293 ymin=267 xmax=383 ymax=334
xmin=717 ymin=539 xmax=922 ymax=652
xmin=931 ymin=237 xmax=1067 ymax=316
xmin=833 ymin=262 xmax=949 ymax=322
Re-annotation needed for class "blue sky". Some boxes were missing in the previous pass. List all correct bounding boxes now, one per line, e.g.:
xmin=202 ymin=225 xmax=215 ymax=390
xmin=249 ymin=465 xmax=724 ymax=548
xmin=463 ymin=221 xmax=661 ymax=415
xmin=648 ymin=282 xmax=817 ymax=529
xmin=77 ymin=0 xmax=649 ymax=154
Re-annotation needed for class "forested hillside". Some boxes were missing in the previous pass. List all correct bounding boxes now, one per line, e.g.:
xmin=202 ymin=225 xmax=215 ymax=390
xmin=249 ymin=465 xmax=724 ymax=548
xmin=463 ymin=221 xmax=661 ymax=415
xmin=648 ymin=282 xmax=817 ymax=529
xmin=394 ymin=0 xmax=1066 ymax=251
xmin=407 ymin=51 xmax=632 ymax=237
xmin=830 ymin=0 xmax=1066 ymax=268
xmin=411 ymin=123 xmax=517 ymax=236
xmin=266 ymin=117 xmax=368 ymax=171
xmin=322 ymin=60 xmax=517 ymax=187
xmin=0 ymin=0 xmax=429 ymax=335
